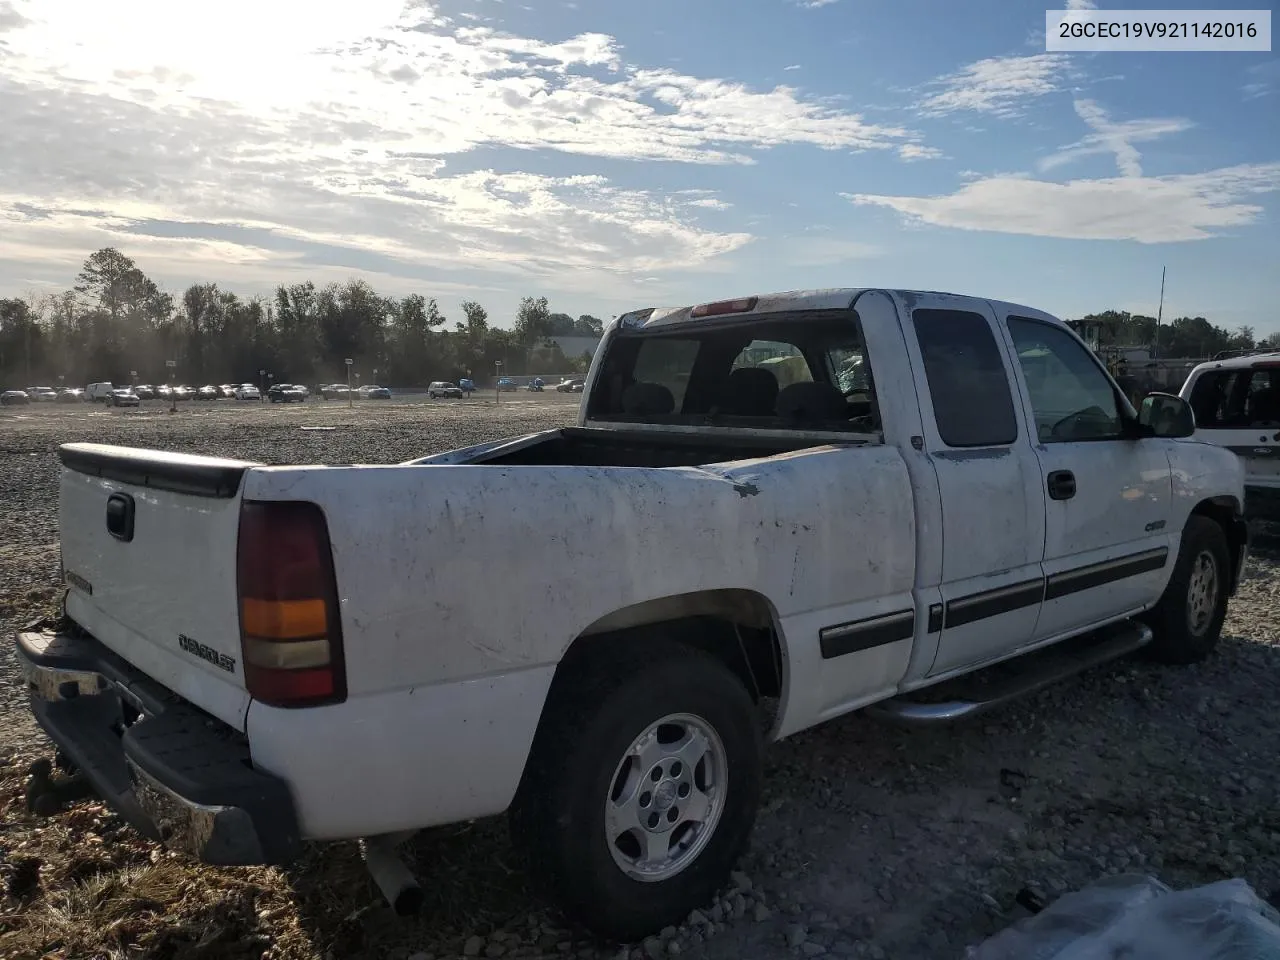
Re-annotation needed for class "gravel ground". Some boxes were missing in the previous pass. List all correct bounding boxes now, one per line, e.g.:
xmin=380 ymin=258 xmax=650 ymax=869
xmin=1 ymin=397 xmax=1278 ymax=960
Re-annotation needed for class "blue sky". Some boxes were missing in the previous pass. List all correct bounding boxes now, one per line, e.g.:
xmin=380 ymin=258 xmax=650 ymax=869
xmin=0 ymin=0 xmax=1276 ymax=332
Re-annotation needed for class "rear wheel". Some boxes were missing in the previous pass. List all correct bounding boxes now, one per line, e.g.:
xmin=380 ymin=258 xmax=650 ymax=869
xmin=512 ymin=641 xmax=761 ymax=941
xmin=1142 ymin=515 xmax=1230 ymax=664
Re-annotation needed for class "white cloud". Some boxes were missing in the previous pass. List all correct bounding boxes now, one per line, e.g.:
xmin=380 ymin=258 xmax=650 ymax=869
xmin=0 ymin=165 xmax=754 ymax=290
xmin=795 ymin=0 xmax=839 ymax=8
xmin=1039 ymin=100 xmax=1193 ymax=177
xmin=0 ymin=0 xmax=28 ymax=30
xmin=0 ymin=0 xmax=931 ymax=298
xmin=843 ymin=164 xmax=1280 ymax=243
xmin=1 ymin=0 xmax=912 ymax=167
xmin=917 ymin=54 xmax=1071 ymax=117
xmin=784 ymin=64 xmax=802 ymax=71
xmin=1243 ymin=59 xmax=1280 ymax=99
xmin=898 ymin=143 xmax=945 ymax=162
xmin=1065 ymin=0 xmax=1096 ymax=9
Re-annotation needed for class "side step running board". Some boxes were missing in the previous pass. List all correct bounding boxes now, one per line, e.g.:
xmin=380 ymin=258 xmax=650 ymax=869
xmin=866 ymin=620 xmax=1153 ymax=726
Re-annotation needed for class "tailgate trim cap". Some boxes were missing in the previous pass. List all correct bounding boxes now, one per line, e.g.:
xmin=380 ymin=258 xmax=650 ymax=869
xmin=59 ymin=442 xmax=260 ymax=499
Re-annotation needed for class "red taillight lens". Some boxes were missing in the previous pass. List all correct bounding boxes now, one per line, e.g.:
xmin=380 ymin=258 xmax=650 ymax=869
xmin=236 ymin=500 xmax=346 ymax=708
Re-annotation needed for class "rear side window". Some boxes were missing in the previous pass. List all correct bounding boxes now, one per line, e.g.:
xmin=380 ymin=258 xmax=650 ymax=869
xmin=912 ymin=309 xmax=1018 ymax=447
xmin=1189 ymin=368 xmax=1280 ymax=428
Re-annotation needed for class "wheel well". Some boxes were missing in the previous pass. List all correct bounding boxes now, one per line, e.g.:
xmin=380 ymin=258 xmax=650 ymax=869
xmin=1191 ymin=496 xmax=1247 ymax=591
xmin=556 ymin=590 xmax=785 ymax=703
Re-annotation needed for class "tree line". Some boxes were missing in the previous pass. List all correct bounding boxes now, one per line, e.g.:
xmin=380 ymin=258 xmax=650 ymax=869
xmin=2 ymin=250 xmax=1273 ymax=390
xmin=0 ymin=249 xmax=605 ymax=389
xmin=1074 ymin=309 xmax=1279 ymax=359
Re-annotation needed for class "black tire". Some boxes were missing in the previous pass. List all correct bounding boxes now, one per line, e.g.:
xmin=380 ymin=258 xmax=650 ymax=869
xmin=1142 ymin=515 xmax=1231 ymax=664
xmin=511 ymin=640 xmax=761 ymax=942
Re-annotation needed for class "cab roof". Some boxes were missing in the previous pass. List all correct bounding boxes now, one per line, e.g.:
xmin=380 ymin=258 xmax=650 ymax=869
xmin=1187 ymin=351 xmax=1280 ymax=375
xmin=618 ymin=288 xmax=1061 ymax=331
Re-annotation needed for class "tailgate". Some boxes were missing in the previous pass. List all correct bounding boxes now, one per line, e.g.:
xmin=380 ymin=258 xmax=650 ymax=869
xmin=1197 ymin=427 xmax=1280 ymax=486
xmin=57 ymin=443 xmax=260 ymax=730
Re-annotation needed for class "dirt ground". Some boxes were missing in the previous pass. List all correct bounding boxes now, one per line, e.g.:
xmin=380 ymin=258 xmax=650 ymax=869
xmin=1 ymin=397 xmax=1277 ymax=960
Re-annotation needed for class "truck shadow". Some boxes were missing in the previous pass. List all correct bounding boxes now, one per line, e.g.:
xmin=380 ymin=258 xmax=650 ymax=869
xmin=282 ymin=818 xmax=544 ymax=958
xmin=278 ymin=543 xmax=1280 ymax=960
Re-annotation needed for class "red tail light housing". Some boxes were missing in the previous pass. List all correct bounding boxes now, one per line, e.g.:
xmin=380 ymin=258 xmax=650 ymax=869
xmin=236 ymin=500 xmax=346 ymax=708
xmin=690 ymin=296 xmax=758 ymax=319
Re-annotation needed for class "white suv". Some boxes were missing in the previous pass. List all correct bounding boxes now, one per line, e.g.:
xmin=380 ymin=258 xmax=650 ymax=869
xmin=1181 ymin=352 xmax=1280 ymax=520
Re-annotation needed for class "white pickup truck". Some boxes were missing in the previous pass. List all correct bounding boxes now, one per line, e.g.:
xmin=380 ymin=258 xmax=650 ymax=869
xmin=18 ymin=288 xmax=1247 ymax=941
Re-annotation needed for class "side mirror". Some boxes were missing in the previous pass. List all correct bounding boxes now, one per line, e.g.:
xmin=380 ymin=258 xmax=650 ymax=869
xmin=1139 ymin=392 xmax=1195 ymax=439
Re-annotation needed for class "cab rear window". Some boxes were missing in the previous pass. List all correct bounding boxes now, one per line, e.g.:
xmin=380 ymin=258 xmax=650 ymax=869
xmin=585 ymin=313 xmax=879 ymax=434
xmin=1188 ymin=368 xmax=1280 ymax=428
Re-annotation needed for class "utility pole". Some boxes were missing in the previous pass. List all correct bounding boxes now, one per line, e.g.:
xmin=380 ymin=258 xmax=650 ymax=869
xmin=1153 ymin=265 xmax=1166 ymax=358
xmin=495 ymin=360 xmax=503 ymax=407
xmin=345 ymin=358 xmax=353 ymax=408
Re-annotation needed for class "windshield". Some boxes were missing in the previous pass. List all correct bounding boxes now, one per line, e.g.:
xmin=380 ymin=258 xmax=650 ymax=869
xmin=585 ymin=312 xmax=876 ymax=433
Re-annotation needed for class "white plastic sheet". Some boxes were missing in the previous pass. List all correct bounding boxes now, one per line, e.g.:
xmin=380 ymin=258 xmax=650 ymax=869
xmin=965 ymin=874 xmax=1280 ymax=960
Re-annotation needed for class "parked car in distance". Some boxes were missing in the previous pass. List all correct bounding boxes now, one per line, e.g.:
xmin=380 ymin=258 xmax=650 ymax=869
xmin=358 ymin=384 xmax=392 ymax=400
xmin=268 ymin=384 xmax=307 ymax=403
xmin=0 ymin=389 xmax=29 ymax=406
xmin=171 ymin=385 xmax=193 ymax=401
xmin=196 ymin=386 xmax=218 ymax=401
xmin=1181 ymin=351 xmax=1280 ymax=521
xmin=134 ymin=385 xmax=155 ymax=400
xmin=428 ymin=381 xmax=463 ymax=399
xmin=556 ymin=378 xmax=585 ymax=393
xmin=459 ymin=378 xmax=475 ymax=396
xmin=217 ymin=384 xmax=236 ymax=399
xmin=58 ymin=388 xmax=85 ymax=403
xmin=86 ymin=382 xmax=115 ymax=403
xmin=109 ymin=388 xmax=140 ymax=408
xmin=155 ymin=385 xmax=173 ymax=398
xmin=320 ymin=383 xmax=349 ymax=400
xmin=26 ymin=386 xmax=58 ymax=402
xmin=496 ymin=376 xmax=517 ymax=391
xmin=234 ymin=384 xmax=261 ymax=401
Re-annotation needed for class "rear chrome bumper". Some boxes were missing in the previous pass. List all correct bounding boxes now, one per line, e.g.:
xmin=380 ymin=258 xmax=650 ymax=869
xmin=14 ymin=619 xmax=301 ymax=866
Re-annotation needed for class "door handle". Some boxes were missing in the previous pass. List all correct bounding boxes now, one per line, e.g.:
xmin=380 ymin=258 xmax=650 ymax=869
xmin=1047 ymin=470 xmax=1076 ymax=501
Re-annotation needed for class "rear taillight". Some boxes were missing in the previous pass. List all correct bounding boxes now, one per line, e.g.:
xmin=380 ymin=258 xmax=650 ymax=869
xmin=236 ymin=500 xmax=346 ymax=708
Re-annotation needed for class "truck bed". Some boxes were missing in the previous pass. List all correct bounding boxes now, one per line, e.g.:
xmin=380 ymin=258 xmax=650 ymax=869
xmin=441 ymin=427 xmax=845 ymax=468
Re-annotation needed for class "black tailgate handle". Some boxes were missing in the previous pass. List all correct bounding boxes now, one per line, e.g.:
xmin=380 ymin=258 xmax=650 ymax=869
xmin=1047 ymin=470 xmax=1076 ymax=501
xmin=106 ymin=493 xmax=135 ymax=542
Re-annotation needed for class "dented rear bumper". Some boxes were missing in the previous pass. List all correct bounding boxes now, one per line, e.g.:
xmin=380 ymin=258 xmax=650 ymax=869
xmin=14 ymin=619 xmax=301 ymax=865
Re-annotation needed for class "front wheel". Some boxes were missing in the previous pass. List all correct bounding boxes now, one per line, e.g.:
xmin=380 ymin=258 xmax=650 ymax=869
xmin=1142 ymin=515 xmax=1231 ymax=664
xmin=512 ymin=641 xmax=761 ymax=941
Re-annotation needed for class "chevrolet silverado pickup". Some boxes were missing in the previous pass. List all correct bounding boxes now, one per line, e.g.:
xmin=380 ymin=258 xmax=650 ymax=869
xmin=17 ymin=288 xmax=1247 ymax=940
